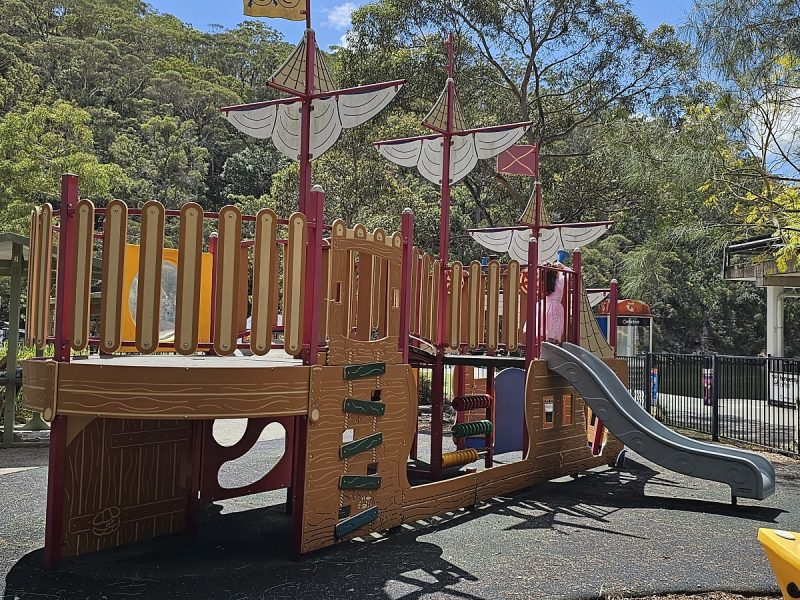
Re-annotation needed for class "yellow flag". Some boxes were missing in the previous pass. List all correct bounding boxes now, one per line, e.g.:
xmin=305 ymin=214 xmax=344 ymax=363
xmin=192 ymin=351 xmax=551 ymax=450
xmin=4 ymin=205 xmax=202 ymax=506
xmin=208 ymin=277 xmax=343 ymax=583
xmin=243 ymin=0 xmax=305 ymax=20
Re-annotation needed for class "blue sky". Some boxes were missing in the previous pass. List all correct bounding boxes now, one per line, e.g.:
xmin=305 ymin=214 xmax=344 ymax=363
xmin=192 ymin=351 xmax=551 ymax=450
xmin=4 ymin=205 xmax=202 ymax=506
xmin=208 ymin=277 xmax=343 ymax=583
xmin=147 ymin=0 xmax=694 ymax=49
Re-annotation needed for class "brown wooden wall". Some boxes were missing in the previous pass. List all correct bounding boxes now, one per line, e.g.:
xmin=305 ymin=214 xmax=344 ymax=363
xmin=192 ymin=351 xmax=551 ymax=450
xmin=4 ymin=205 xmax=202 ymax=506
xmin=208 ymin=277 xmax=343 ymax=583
xmin=61 ymin=417 xmax=193 ymax=558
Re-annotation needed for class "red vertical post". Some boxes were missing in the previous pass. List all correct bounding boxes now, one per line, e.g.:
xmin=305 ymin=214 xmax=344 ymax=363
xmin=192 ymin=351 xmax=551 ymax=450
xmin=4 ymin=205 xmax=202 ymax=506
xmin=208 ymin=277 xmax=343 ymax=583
xmin=571 ymin=248 xmax=582 ymax=345
xmin=304 ymin=185 xmax=325 ymax=366
xmin=399 ymin=208 xmax=414 ymax=363
xmin=44 ymin=174 xmax=78 ymax=568
xmin=525 ymin=238 xmax=539 ymax=366
xmin=609 ymin=279 xmax=619 ymax=356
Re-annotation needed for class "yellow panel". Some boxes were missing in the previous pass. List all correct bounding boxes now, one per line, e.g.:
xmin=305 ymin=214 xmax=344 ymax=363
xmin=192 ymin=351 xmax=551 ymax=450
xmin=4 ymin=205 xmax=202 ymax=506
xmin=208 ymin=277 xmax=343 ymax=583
xmin=71 ymin=199 xmax=95 ymax=351
xmin=121 ymin=246 xmax=213 ymax=352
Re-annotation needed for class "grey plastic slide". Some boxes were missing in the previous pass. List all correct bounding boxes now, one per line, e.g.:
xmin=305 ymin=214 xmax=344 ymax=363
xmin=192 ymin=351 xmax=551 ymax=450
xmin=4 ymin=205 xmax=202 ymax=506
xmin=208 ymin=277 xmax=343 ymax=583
xmin=542 ymin=342 xmax=776 ymax=501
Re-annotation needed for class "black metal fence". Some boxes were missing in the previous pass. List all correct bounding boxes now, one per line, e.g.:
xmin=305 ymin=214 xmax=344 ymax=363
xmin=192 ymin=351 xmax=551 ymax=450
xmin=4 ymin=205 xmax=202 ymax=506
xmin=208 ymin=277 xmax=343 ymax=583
xmin=623 ymin=353 xmax=800 ymax=455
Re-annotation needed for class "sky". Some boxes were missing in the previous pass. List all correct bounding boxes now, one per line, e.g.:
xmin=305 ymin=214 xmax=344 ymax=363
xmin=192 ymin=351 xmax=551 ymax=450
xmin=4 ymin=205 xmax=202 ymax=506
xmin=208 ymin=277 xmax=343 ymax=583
xmin=147 ymin=0 xmax=694 ymax=50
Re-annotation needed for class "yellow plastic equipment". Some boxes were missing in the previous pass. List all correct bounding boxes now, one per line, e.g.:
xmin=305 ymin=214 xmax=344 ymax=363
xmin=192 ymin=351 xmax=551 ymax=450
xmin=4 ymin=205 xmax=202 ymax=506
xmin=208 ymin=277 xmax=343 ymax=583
xmin=758 ymin=528 xmax=800 ymax=599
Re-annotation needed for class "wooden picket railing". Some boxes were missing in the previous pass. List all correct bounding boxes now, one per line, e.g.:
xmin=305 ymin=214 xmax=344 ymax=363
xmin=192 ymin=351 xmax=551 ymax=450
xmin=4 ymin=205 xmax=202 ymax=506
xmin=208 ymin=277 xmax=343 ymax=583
xmin=26 ymin=199 xmax=314 ymax=358
xmin=409 ymin=252 xmax=580 ymax=355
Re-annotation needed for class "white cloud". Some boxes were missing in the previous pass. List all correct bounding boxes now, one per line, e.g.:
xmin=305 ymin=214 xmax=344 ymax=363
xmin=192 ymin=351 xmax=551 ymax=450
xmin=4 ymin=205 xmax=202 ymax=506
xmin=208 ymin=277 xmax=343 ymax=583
xmin=327 ymin=2 xmax=356 ymax=29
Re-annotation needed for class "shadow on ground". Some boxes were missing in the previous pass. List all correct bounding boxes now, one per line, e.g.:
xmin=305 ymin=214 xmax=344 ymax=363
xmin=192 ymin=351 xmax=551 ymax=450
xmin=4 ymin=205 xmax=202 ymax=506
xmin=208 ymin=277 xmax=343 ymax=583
xmin=2 ymin=458 xmax=787 ymax=600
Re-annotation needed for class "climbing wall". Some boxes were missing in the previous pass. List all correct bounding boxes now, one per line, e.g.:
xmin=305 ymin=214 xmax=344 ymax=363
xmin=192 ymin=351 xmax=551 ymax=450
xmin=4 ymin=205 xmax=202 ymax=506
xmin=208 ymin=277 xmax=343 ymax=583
xmin=300 ymin=338 xmax=416 ymax=553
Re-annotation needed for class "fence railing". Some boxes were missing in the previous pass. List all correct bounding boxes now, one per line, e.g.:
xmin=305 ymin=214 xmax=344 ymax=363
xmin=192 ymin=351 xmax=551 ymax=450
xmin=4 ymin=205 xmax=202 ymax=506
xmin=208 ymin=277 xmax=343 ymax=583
xmin=623 ymin=353 xmax=800 ymax=455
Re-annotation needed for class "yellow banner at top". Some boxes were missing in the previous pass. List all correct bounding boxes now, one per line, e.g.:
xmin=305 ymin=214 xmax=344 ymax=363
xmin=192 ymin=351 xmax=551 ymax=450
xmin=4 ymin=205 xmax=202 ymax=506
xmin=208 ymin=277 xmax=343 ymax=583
xmin=244 ymin=0 xmax=305 ymax=20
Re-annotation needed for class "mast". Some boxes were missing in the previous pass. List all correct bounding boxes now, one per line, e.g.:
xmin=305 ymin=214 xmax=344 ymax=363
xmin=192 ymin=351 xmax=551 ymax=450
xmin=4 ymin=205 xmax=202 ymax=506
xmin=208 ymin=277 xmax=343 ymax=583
xmin=436 ymin=34 xmax=455 ymax=347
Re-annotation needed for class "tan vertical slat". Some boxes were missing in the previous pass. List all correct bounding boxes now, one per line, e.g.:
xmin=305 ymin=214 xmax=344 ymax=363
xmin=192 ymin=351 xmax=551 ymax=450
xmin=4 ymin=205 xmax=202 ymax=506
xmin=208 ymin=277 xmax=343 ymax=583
xmin=35 ymin=204 xmax=53 ymax=349
xmin=26 ymin=208 xmax=41 ymax=346
xmin=519 ymin=268 xmax=528 ymax=346
xmin=369 ymin=228 xmax=385 ymax=332
xmin=175 ymin=202 xmax=203 ymax=355
xmin=410 ymin=247 xmax=420 ymax=335
xmin=100 ymin=200 xmax=127 ymax=353
xmin=318 ymin=241 xmax=330 ymax=344
xmin=467 ymin=261 xmax=482 ymax=350
xmin=136 ymin=201 xmax=165 ymax=354
xmin=70 ymin=199 xmax=95 ymax=351
xmin=327 ymin=220 xmax=350 ymax=338
xmin=460 ymin=271 xmax=469 ymax=346
xmin=430 ymin=259 xmax=441 ymax=343
xmin=504 ymin=260 xmax=520 ymax=352
xmin=420 ymin=253 xmax=431 ymax=341
xmin=478 ymin=271 xmax=486 ymax=347
xmin=356 ymin=228 xmax=373 ymax=341
xmin=283 ymin=212 xmax=307 ymax=357
xmin=250 ymin=208 xmax=278 ymax=355
xmin=387 ymin=232 xmax=402 ymax=338
xmin=213 ymin=205 xmax=242 ymax=356
xmin=447 ymin=261 xmax=463 ymax=350
xmin=486 ymin=259 xmax=501 ymax=352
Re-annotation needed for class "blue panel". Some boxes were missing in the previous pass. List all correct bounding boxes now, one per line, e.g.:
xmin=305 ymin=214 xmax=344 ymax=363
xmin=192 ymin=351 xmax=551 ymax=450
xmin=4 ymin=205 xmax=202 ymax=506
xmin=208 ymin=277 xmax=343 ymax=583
xmin=335 ymin=506 xmax=379 ymax=539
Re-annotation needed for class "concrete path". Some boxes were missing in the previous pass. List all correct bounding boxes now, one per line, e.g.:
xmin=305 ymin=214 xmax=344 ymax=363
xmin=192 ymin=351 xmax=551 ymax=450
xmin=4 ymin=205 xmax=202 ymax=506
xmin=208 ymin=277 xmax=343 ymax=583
xmin=0 ymin=433 xmax=793 ymax=599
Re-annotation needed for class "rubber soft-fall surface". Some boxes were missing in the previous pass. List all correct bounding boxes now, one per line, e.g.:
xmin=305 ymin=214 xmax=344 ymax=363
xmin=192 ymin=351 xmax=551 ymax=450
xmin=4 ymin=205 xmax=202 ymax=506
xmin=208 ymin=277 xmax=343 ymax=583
xmin=542 ymin=342 xmax=776 ymax=500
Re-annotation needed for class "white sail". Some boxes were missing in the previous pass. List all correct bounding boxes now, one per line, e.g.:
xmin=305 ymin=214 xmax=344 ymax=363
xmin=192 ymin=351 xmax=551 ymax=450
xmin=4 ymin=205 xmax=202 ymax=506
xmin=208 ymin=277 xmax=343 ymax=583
xmin=376 ymin=124 xmax=529 ymax=186
xmin=469 ymin=222 xmax=611 ymax=265
xmin=224 ymin=84 xmax=403 ymax=161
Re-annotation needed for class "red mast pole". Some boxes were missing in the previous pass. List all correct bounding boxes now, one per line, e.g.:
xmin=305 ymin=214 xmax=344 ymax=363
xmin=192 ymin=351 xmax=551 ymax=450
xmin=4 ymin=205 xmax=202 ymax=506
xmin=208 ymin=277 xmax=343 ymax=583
xmin=298 ymin=13 xmax=315 ymax=215
xmin=430 ymin=34 xmax=455 ymax=479
xmin=436 ymin=34 xmax=455 ymax=348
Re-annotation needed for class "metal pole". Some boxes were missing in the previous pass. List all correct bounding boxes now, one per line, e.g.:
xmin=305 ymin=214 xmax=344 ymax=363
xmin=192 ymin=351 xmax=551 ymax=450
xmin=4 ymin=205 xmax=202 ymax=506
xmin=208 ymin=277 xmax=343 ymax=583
xmin=711 ymin=353 xmax=720 ymax=442
xmin=2 ymin=242 xmax=23 ymax=447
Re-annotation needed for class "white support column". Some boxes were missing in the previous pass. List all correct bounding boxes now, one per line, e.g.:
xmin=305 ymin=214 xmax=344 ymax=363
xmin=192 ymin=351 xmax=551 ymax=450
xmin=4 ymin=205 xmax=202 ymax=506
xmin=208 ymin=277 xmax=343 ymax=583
xmin=766 ymin=285 xmax=785 ymax=357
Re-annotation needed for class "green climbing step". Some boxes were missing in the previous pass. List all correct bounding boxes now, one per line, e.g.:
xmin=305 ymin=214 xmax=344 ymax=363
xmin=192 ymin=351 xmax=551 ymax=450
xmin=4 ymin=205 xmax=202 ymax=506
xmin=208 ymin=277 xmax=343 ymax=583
xmin=343 ymin=398 xmax=386 ymax=416
xmin=340 ymin=432 xmax=383 ymax=459
xmin=339 ymin=475 xmax=382 ymax=490
xmin=335 ymin=506 xmax=379 ymax=539
xmin=343 ymin=362 xmax=386 ymax=380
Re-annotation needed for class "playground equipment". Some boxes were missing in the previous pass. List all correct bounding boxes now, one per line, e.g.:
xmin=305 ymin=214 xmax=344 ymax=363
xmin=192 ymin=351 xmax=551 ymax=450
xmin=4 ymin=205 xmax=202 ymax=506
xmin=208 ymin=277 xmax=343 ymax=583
xmin=758 ymin=528 xmax=800 ymax=599
xmin=19 ymin=2 xmax=776 ymax=568
xmin=544 ymin=342 xmax=776 ymax=501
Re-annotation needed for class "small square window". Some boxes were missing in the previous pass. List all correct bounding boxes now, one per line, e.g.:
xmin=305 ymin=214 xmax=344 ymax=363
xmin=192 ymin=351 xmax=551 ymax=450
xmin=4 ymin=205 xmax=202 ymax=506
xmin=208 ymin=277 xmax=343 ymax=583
xmin=543 ymin=395 xmax=554 ymax=429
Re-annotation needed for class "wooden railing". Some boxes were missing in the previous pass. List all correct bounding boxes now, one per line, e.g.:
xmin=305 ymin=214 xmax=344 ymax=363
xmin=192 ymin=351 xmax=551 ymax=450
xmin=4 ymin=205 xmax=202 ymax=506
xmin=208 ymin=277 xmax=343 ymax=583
xmin=26 ymin=177 xmax=410 ymax=361
xmin=409 ymin=253 xmax=582 ymax=356
xmin=27 ymin=198 xmax=313 ymax=357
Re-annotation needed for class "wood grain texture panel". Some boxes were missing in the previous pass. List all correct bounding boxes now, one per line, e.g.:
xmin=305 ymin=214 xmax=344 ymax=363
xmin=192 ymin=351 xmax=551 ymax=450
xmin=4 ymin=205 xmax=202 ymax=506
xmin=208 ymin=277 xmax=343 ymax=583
xmin=35 ymin=203 xmax=53 ymax=349
xmin=26 ymin=207 xmax=41 ymax=346
xmin=54 ymin=362 xmax=311 ymax=419
xmin=410 ymin=248 xmax=420 ymax=335
xmin=430 ymin=260 xmax=441 ymax=343
xmin=21 ymin=358 xmax=55 ymax=415
xmin=466 ymin=261 xmax=482 ymax=350
xmin=301 ymin=363 xmax=415 ymax=553
xmin=486 ymin=260 xmax=500 ymax=352
xmin=504 ymin=261 xmax=520 ymax=352
xmin=175 ymin=202 xmax=203 ymax=355
xmin=401 ymin=473 xmax=478 ymax=522
xmin=447 ymin=262 xmax=462 ymax=351
xmin=420 ymin=253 xmax=431 ymax=341
xmin=60 ymin=417 xmax=192 ymax=558
xmin=71 ymin=199 xmax=95 ymax=352
xmin=100 ymin=200 xmax=127 ymax=353
xmin=251 ymin=208 xmax=280 ymax=355
xmin=136 ymin=201 xmax=165 ymax=354
xmin=283 ymin=212 xmax=307 ymax=357
xmin=327 ymin=335 xmax=402 ymax=366
xmin=213 ymin=205 xmax=242 ymax=356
